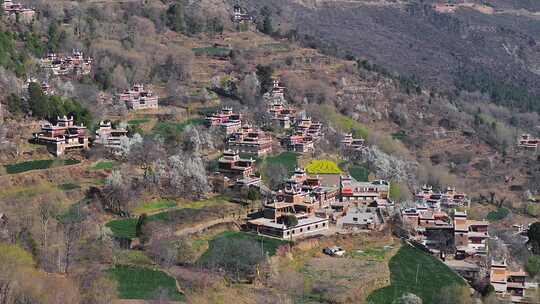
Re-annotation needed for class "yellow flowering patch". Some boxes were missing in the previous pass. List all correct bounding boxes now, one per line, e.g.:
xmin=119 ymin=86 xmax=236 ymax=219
xmin=305 ymin=160 xmax=343 ymax=174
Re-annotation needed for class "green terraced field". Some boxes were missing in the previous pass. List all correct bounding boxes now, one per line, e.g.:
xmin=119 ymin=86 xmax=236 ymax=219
xmin=107 ymin=266 xmax=184 ymax=300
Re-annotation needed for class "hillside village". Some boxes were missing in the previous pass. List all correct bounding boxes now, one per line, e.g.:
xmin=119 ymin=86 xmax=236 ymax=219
xmin=0 ymin=0 xmax=540 ymax=304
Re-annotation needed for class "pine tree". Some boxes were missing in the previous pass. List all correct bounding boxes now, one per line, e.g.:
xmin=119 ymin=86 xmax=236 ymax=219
xmin=166 ymin=2 xmax=185 ymax=33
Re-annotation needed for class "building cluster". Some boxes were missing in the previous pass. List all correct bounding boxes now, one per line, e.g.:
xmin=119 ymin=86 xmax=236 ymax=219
xmin=205 ymin=107 xmax=242 ymax=134
xmin=2 ymin=0 xmax=35 ymax=22
xmin=94 ymin=121 xmax=128 ymax=150
xmin=117 ymin=84 xmax=159 ymax=110
xmin=206 ymin=107 xmax=275 ymax=157
xmin=490 ymin=259 xmax=538 ymax=303
xmin=453 ymin=211 xmax=489 ymax=256
xmin=215 ymin=150 xmax=260 ymax=188
xmin=40 ymin=51 xmax=92 ymax=77
xmin=248 ymin=168 xmax=391 ymax=239
xmin=433 ymin=3 xmax=457 ymax=13
xmin=231 ymin=5 xmax=253 ymax=23
xmin=402 ymin=185 xmax=486 ymax=257
xmin=282 ymin=116 xmax=323 ymax=153
xmin=25 ymin=78 xmax=54 ymax=95
xmin=264 ymin=80 xmax=296 ymax=129
xmin=261 ymin=79 xmax=324 ymax=154
xmin=415 ymin=185 xmax=470 ymax=209
xmin=32 ymin=116 xmax=89 ymax=156
xmin=227 ymin=124 xmax=273 ymax=157
xmin=517 ymin=133 xmax=539 ymax=150
xmin=340 ymin=133 xmax=367 ymax=154
xmin=32 ymin=118 xmax=132 ymax=156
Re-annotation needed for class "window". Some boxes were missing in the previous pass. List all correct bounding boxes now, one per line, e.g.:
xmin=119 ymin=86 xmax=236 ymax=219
xmin=307 ymin=226 xmax=311 ymax=231
xmin=286 ymin=231 xmax=290 ymax=236
xmin=323 ymin=223 xmax=326 ymax=227
xmin=353 ymin=217 xmax=358 ymax=222
xmin=315 ymin=225 xmax=318 ymax=228
xmin=300 ymin=228 xmax=303 ymax=232
xmin=292 ymin=230 xmax=295 ymax=234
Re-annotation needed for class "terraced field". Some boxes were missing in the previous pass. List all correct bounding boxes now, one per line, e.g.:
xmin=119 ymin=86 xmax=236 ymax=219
xmin=107 ymin=266 xmax=184 ymax=301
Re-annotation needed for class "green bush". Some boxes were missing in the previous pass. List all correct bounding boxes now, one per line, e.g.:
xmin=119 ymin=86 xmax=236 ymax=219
xmin=526 ymin=255 xmax=540 ymax=277
xmin=486 ymin=207 xmax=509 ymax=222
xmin=389 ymin=182 xmax=401 ymax=201
xmin=198 ymin=231 xmax=288 ymax=279
xmin=28 ymin=83 xmax=93 ymax=127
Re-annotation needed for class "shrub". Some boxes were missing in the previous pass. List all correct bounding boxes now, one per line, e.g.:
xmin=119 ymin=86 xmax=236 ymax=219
xmin=486 ymin=207 xmax=509 ymax=222
xmin=389 ymin=182 xmax=401 ymax=201
xmin=526 ymin=255 xmax=540 ymax=277
xmin=280 ymin=214 xmax=298 ymax=227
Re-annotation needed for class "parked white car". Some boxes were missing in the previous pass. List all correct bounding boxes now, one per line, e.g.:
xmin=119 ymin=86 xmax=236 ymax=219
xmin=323 ymin=246 xmax=346 ymax=257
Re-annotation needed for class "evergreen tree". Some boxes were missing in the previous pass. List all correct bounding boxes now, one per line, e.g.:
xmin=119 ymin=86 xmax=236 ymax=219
xmin=6 ymin=93 xmax=23 ymax=114
xmin=166 ymin=2 xmax=185 ymax=33
xmin=528 ymin=222 xmax=540 ymax=254
xmin=135 ymin=213 xmax=148 ymax=238
xmin=28 ymin=82 xmax=49 ymax=118
xmin=255 ymin=64 xmax=273 ymax=94
xmin=47 ymin=23 xmax=66 ymax=53
xmin=256 ymin=7 xmax=273 ymax=35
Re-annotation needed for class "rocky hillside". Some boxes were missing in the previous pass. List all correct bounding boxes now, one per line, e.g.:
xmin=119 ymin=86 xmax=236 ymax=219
xmin=238 ymin=0 xmax=540 ymax=115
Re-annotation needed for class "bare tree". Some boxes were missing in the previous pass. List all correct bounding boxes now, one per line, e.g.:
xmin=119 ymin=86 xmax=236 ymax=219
xmin=237 ymin=72 xmax=260 ymax=106
xmin=61 ymin=221 xmax=81 ymax=274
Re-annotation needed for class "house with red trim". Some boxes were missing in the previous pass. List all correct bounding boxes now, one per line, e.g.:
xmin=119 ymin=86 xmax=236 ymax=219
xmin=117 ymin=84 xmax=158 ymax=110
xmin=32 ymin=116 xmax=89 ymax=156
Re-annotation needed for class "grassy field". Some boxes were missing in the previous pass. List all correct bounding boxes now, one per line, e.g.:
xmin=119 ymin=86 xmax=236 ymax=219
xmin=0 ymin=182 xmax=61 ymax=201
xmin=4 ymin=159 xmax=80 ymax=174
xmin=90 ymin=161 xmax=115 ymax=171
xmin=262 ymin=152 xmax=299 ymax=173
xmin=106 ymin=196 xmax=238 ymax=239
xmin=107 ymin=266 xmax=184 ymax=301
xmin=349 ymin=165 xmax=370 ymax=182
xmin=106 ymin=218 xmax=140 ymax=239
xmin=262 ymin=43 xmax=290 ymax=52
xmin=367 ymin=244 xmax=465 ymax=304
xmin=152 ymin=118 xmax=206 ymax=142
xmin=305 ymin=160 xmax=343 ymax=174
xmin=113 ymin=250 xmax=154 ymax=267
xmin=128 ymin=118 xmax=151 ymax=126
xmin=57 ymin=183 xmax=81 ymax=191
xmin=320 ymin=105 xmax=370 ymax=140
xmin=347 ymin=247 xmax=389 ymax=262
xmin=192 ymin=46 xmax=231 ymax=57
xmin=133 ymin=199 xmax=177 ymax=215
